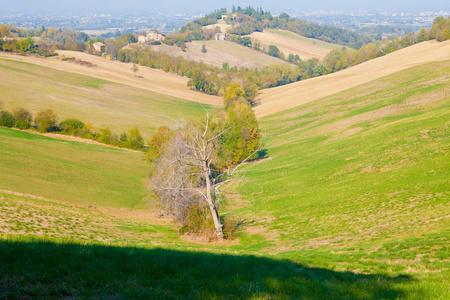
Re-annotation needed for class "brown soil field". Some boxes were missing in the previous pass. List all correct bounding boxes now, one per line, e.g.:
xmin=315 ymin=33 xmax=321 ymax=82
xmin=151 ymin=40 xmax=287 ymax=69
xmin=254 ymin=40 xmax=450 ymax=118
xmin=246 ymin=29 xmax=341 ymax=61
xmin=203 ymin=20 xmax=232 ymax=33
xmin=0 ymin=50 xmax=222 ymax=106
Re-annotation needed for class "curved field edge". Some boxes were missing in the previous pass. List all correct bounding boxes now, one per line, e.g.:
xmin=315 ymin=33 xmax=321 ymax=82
xmin=0 ymin=50 xmax=222 ymax=106
xmin=0 ymin=57 xmax=217 ymax=138
xmin=246 ymin=29 xmax=342 ymax=61
xmin=254 ymin=39 xmax=450 ymax=118
xmin=0 ymin=127 xmax=149 ymax=209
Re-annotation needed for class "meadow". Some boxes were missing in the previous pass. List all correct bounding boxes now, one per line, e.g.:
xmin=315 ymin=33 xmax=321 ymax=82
xmin=0 ymin=58 xmax=449 ymax=298
xmin=235 ymin=60 xmax=450 ymax=297
xmin=0 ymin=127 xmax=149 ymax=209
xmin=0 ymin=57 xmax=217 ymax=138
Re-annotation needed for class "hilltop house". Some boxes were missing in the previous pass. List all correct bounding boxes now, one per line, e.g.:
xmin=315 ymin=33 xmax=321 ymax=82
xmin=138 ymin=30 xmax=166 ymax=43
xmin=221 ymin=13 xmax=237 ymax=21
xmin=215 ymin=33 xmax=226 ymax=41
xmin=93 ymin=42 xmax=105 ymax=53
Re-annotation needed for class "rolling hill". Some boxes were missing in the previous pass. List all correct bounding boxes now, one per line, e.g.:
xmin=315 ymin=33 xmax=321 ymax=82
xmin=0 ymin=57 xmax=218 ymax=138
xmin=1 ymin=57 xmax=448 ymax=298
xmin=0 ymin=50 xmax=222 ymax=106
xmin=150 ymin=40 xmax=288 ymax=69
xmin=246 ymin=29 xmax=344 ymax=60
xmin=1 ymin=32 xmax=449 ymax=298
xmin=254 ymin=39 xmax=450 ymax=118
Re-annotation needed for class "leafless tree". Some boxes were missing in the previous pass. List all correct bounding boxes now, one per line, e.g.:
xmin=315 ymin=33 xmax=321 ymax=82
xmin=152 ymin=110 xmax=262 ymax=238
xmin=131 ymin=64 xmax=139 ymax=77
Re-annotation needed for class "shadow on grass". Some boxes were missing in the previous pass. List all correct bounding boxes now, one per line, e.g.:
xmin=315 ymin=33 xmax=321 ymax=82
xmin=0 ymin=236 xmax=413 ymax=299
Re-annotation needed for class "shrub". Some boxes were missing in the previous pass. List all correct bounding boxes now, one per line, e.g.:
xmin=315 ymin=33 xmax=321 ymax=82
xmin=179 ymin=204 xmax=216 ymax=239
xmin=35 ymin=109 xmax=58 ymax=132
xmin=126 ymin=127 xmax=144 ymax=150
xmin=0 ymin=110 xmax=15 ymax=127
xmin=12 ymin=107 xmax=32 ymax=129
xmin=59 ymin=118 xmax=85 ymax=136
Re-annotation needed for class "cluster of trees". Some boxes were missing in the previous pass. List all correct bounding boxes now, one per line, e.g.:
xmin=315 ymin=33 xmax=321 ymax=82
xmin=0 ymin=25 xmax=90 ymax=56
xmin=0 ymin=104 xmax=144 ymax=150
xmin=430 ymin=16 xmax=450 ymax=41
xmin=147 ymin=83 xmax=262 ymax=239
xmin=223 ymin=7 xmax=369 ymax=49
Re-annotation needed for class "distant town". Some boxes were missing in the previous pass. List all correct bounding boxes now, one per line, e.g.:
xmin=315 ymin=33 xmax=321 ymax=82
xmin=1 ymin=9 xmax=448 ymax=37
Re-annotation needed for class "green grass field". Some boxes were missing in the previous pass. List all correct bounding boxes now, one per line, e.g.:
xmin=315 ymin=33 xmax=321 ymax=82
xmin=0 ymin=58 xmax=214 ymax=139
xmin=269 ymin=29 xmax=348 ymax=50
xmin=0 ymin=61 xmax=449 ymax=298
xmin=0 ymin=127 xmax=149 ymax=209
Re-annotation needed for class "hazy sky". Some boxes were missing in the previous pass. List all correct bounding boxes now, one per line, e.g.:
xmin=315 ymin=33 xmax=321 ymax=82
xmin=2 ymin=0 xmax=448 ymax=14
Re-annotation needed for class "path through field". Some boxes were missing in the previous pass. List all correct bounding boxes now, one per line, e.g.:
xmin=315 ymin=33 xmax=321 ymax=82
xmin=254 ymin=40 xmax=450 ymax=118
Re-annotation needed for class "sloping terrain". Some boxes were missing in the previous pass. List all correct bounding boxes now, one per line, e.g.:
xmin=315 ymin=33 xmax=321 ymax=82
xmin=254 ymin=39 xmax=450 ymax=118
xmin=1 ymin=59 xmax=449 ymax=298
xmin=0 ymin=58 xmax=216 ymax=138
xmin=151 ymin=40 xmax=288 ymax=69
xmin=0 ymin=51 xmax=222 ymax=106
xmin=246 ymin=29 xmax=343 ymax=60
xmin=237 ymin=60 xmax=450 ymax=297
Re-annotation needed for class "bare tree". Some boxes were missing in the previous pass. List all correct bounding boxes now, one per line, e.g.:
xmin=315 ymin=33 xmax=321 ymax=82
xmin=152 ymin=110 xmax=262 ymax=238
xmin=131 ymin=64 xmax=139 ymax=77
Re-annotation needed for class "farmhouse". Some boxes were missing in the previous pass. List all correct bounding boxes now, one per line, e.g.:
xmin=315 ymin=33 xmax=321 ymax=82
xmin=93 ymin=42 xmax=105 ymax=53
xmin=138 ymin=30 xmax=166 ymax=43
xmin=215 ymin=33 xmax=226 ymax=41
xmin=221 ymin=13 xmax=237 ymax=21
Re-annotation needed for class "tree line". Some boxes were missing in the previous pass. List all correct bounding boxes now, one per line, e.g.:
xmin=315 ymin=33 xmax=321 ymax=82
xmin=0 ymin=104 xmax=144 ymax=150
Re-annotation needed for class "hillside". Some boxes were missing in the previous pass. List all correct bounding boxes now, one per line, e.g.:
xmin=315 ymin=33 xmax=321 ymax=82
xmin=0 ymin=57 xmax=217 ymax=138
xmin=1 ymin=59 xmax=449 ymax=298
xmin=246 ymin=29 xmax=344 ymax=60
xmin=0 ymin=51 xmax=222 ymax=106
xmin=1 ymin=54 xmax=449 ymax=297
xmin=0 ymin=128 xmax=149 ymax=209
xmin=150 ymin=40 xmax=287 ymax=69
xmin=238 ymin=60 xmax=450 ymax=297
xmin=254 ymin=39 xmax=450 ymax=118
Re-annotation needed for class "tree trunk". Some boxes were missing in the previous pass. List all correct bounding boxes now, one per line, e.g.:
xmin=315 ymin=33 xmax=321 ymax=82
xmin=204 ymin=166 xmax=223 ymax=238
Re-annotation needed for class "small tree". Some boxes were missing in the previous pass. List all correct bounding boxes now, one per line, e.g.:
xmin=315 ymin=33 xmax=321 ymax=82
xmin=131 ymin=64 xmax=139 ymax=77
xmin=126 ymin=127 xmax=144 ymax=150
xmin=268 ymin=45 xmax=280 ymax=58
xmin=35 ymin=109 xmax=58 ymax=132
xmin=12 ymin=107 xmax=32 ymax=129
xmin=201 ymin=44 xmax=207 ymax=53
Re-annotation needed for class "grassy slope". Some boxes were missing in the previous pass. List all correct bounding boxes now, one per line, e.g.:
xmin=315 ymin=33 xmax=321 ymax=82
xmin=0 ymin=58 xmax=214 ymax=139
xmin=268 ymin=29 xmax=346 ymax=50
xmin=234 ymin=61 xmax=450 ymax=297
xmin=0 ymin=127 xmax=149 ymax=209
xmin=0 ymin=62 xmax=449 ymax=298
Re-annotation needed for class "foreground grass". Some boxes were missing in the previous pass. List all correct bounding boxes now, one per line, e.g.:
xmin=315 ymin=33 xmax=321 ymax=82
xmin=0 ymin=58 xmax=214 ymax=138
xmin=0 ymin=127 xmax=149 ymax=209
xmin=1 ymin=234 xmax=414 ymax=299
